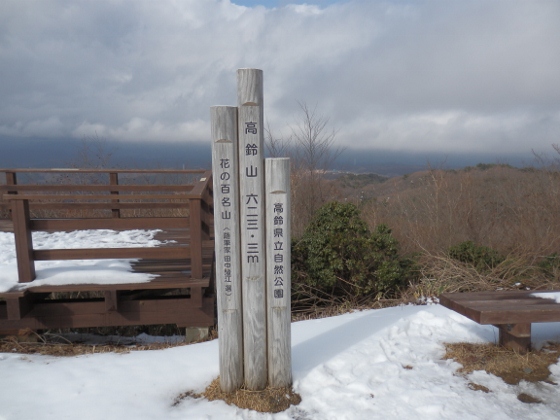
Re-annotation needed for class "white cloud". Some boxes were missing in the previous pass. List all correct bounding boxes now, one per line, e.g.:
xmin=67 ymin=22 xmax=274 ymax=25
xmin=0 ymin=0 xmax=559 ymax=156
xmin=0 ymin=117 xmax=66 ymax=138
xmin=73 ymin=118 xmax=208 ymax=143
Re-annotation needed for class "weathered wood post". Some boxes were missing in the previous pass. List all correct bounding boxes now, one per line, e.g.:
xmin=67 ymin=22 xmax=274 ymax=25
xmin=109 ymin=172 xmax=121 ymax=218
xmin=211 ymin=106 xmax=244 ymax=392
xmin=237 ymin=68 xmax=267 ymax=390
xmin=266 ymin=157 xmax=292 ymax=387
xmin=11 ymin=198 xmax=36 ymax=283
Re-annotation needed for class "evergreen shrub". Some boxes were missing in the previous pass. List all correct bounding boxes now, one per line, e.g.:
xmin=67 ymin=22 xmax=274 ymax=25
xmin=448 ymin=241 xmax=504 ymax=271
xmin=292 ymin=202 xmax=411 ymax=298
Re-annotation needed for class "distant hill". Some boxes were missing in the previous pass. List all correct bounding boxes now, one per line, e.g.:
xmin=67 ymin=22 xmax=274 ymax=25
xmin=1 ymin=136 xmax=535 ymax=176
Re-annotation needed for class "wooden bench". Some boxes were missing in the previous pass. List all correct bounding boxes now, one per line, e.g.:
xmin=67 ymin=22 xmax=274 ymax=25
xmin=440 ymin=290 xmax=560 ymax=352
xmin=0 ymin=168 xmax=216 ymax=334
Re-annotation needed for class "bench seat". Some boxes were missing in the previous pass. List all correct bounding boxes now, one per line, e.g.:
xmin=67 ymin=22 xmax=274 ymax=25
xmin=440 ymin=290 xmax=560 ymax=352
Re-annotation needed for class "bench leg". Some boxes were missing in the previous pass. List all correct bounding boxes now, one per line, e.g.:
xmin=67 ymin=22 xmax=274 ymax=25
xmin=6 ymin=295 xmax=33 ymax=320
xmin=495 ymin=323 xmax=531 ymax=353
xmin=190 ymin=287 xmax=202 ymax=308
xmin=104 ymin=290 xmax=119 ymax=312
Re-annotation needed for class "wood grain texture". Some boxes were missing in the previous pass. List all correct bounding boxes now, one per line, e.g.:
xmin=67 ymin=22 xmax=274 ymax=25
xmin=266 ymin=158 xmax=292 ymax=387
xmin=12 ymin=199 xmax=36 ymax=282
xmin=211 ymin=106 xmax=244 ymax=392
xmin=237 ymin=69 xmax=263 ymax=106
xmin=238 ymin=69 xmax=267 ymax=390
xmin=218 ymin=310 xmax=244 ymax=392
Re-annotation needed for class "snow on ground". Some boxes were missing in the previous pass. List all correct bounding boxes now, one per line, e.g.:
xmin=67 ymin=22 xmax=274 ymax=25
xmin=2 ymin=230 xmax=560 ymax=419
xmin=0 ymin=230 xmax=168 ymax=292
xmin=1 ymin=305 xmax=560 ymax=420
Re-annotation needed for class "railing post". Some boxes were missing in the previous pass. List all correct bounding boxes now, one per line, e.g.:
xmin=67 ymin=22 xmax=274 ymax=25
xmin=11 ymin=198 xmax=36 ymax=283
xmin=200 ymin=171 xmax=213 ymax=241
xmin=5 ymin=171 xmax=17 ymax=192
xmin=5 ymin=171 xmax=17 ymax=218
xmin=109 ymin=172 xmax=120 ymax=218
xmin=189 ymin=197 xmax=203 ymax=279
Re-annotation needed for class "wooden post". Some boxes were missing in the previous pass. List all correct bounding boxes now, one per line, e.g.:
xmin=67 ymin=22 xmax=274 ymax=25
xmin=5 ymin=171 xmax=17 ymax=218
xmin=211 ymin=106 xmax=244 ymax=392
xmin=109 ymin=172 xmax=120 ymax=218
xmin=238 ymin=68 xmax=267 ymax=390
xmin=5 ymin=171 xmax=17 ymax=193
xmin=189 ymin=197 xmax=203 ymax=279
xmin=497 ymin=323 xmax=532 ymax=353
xmin=12 ymin=199 xmax=36 ymax=283
xmin=266 ymin=158 xmax=292 ymax=387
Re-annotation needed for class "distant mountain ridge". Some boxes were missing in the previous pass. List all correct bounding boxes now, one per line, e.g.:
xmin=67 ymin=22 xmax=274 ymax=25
xmin=0 ymin=136 xmax=534 ymax=176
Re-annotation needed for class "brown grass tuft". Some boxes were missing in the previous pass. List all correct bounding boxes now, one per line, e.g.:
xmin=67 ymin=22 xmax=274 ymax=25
xmin=444 ymin=342 xmax=560 ymax=385
xmin=173 ymin=378 xmax=302 ymax=413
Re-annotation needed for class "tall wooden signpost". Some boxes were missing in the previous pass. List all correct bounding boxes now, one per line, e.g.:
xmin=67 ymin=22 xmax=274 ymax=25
xmin=211 ymin=69 xmax=292 ymax=392
xmin=210 ymin=106 xmax=243 ymax=393
xmin=266 ymin=157 xmax=292 ymax=387
xmin=237 ymin=69 xmax=267 ymax=390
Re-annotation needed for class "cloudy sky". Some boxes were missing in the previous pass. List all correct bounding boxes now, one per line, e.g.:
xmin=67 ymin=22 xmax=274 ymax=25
xmin=1 ymin=0 xmax=559 ymax=166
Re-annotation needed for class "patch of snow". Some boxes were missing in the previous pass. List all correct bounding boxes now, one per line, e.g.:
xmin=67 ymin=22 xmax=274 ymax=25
xmin=0 ymin=230 xmax=169 ymax=292
xmin=532 ymin=292 xmax=560 ymax=304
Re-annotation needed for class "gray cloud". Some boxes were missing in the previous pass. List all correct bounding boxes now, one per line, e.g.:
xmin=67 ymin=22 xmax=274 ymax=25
xmin=0 ymin=0 xmax=559 ymax=156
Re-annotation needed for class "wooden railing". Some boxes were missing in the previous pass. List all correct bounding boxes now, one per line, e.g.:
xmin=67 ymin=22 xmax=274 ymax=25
xmin=0 ymin=168 xmax=214 ymax=284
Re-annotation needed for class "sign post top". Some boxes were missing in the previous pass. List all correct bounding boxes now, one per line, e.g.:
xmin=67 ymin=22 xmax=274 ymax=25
xmin=237 ymin=69 xmax=263 ymax=107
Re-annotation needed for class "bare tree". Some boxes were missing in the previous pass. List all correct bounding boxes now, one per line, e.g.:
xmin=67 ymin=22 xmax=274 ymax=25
xmin=291 ymin=101 xmax=342 ymax=175
xmin=69 ymin=133 xmax=117 ymax=170
xmin=264 ymin=102 xmax=344 ymax=236
xmin=265 ymin=121 xmax=292 ymax=158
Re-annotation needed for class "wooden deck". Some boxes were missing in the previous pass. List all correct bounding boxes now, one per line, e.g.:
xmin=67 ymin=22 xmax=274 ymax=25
xmin=440 ymin=290 xmax=560 ymax=352
xmin=0 ymin=169 xmax=215 ymax=334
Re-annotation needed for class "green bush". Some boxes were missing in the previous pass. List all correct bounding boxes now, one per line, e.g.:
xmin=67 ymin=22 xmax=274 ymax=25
xmin=448 ymin=241 xmax=504 ymax=271
xmin=292 ymin=202 xmax=411 ymax=298
xmin=538 ymin=253 xmax=560 ymax=277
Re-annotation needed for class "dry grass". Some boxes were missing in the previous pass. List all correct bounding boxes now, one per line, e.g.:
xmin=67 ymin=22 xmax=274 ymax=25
xmin=174 ymin=378 xmax=301 ymax=413
xmin=0 ymin=334 xmax=188 ymax=356
xmin=291 ymin=281 xmax=406 ymax=320
xmin=403 ymin=252 xmax=559 ymax=299
xmin=445 ymin=342 xmax=560 ymax=404
xmin=0 ymin=327 xmax=219 ymax=356
xmin=444 ymin=342 xmax=560 ymax=386
xmin=361 ymin=165 xmax=560 ymax=258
